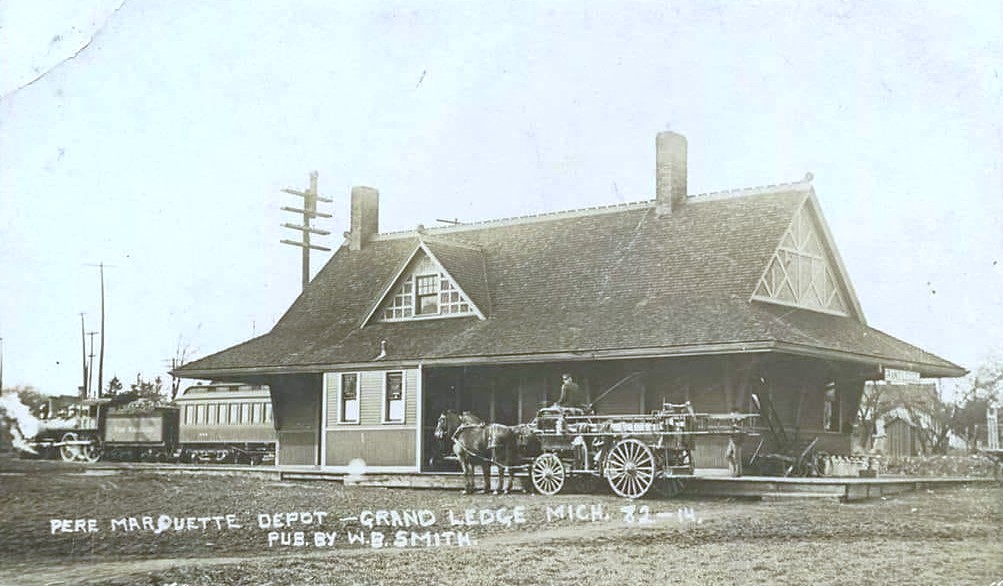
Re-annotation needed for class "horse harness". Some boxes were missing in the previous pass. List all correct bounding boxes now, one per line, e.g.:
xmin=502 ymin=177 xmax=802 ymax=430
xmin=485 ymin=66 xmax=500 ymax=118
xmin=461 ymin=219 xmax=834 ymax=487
xmin=451 ymin=422 xmax=513 ymax=468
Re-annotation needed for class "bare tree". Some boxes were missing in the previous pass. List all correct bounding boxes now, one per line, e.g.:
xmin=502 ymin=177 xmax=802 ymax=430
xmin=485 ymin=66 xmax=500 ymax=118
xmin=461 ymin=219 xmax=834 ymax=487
xmin=168 ymin=336 xmax=197 ymax=401
xmin=950 ymin=359 xmax=1003 ymax=452
xmin=859 ymin=381 xmax=952 ymax=455
xmin=902 ymin=392 xmax=954 ymax=455
xmin=856 ymin=382 xmax=886 ymax=450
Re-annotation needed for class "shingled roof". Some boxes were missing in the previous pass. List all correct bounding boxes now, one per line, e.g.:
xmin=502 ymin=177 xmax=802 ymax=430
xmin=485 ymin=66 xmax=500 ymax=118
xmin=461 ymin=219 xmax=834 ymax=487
xmin=178 ymin=181 xmax=965 ymax=379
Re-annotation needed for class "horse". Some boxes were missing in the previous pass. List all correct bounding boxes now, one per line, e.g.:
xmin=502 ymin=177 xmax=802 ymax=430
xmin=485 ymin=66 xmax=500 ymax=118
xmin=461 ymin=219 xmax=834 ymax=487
xmin=431 ymin=410 xmax=476 ymax=466
xmin=435 ymin=410 xmax=520 ymax=494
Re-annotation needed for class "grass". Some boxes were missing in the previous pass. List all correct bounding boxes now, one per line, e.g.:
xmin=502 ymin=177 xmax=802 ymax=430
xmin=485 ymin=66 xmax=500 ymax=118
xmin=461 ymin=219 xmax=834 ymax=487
xmin=0 ymin=455 xmax=1000 ymax=585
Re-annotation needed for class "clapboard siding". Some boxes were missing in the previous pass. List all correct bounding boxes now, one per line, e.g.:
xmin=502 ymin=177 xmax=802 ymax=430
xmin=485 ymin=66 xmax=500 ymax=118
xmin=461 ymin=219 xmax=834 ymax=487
xmin=359 ymin=373 xmax=382 ymax=423
xmin=322 ymin=368 xmax=420 ymax=468
xmin=405 ymin=369 xmax=418 ymax=423
xmin=325 ymin=368 xmax=418 ymax=427
xmin=278 ymin=431 xmax=317 ymax=465
xmin=324 ymin=373 xmax=339 ymax=425
xmin=325 ymin=428 xmax=416 ymax=467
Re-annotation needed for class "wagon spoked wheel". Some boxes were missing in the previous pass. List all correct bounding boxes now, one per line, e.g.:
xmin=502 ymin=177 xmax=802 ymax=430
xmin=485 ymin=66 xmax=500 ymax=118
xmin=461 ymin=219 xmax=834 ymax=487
xmin=605 ymin=438 xmax=656 ymax=499
xmin=531 ymin=453 xmax=566 ymax=496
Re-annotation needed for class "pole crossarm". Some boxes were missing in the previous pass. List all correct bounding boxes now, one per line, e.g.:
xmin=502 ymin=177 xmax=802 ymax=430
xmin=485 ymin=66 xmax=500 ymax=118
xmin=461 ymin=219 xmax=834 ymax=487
xmin=280 ymin=239 xmax=332 ymax=251
xmin=281 ymin=188 xmax=334 ymax=203
xmin=280 ymin=206 xmax=333 ymax=218
xmin=282 ymin=223 xmax=331 ymax=235
xmin=279 ymin=171 xmax=332 ymax=290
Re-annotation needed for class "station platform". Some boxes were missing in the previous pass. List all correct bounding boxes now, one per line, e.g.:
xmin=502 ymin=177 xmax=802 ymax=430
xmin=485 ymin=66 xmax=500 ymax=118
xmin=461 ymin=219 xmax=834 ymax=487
xmin=77 ymin=461 xmax=997 ymax=502
xmin=272 ymin=465 xmax=995 ymax=502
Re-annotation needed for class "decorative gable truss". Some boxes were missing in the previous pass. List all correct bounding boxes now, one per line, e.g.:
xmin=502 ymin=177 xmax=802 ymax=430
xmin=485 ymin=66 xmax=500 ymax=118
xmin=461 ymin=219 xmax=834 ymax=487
xmin=367 ymin=242 xmax=484 ymax=324
xmin=752 ymin=199 xmax=850 ymax=316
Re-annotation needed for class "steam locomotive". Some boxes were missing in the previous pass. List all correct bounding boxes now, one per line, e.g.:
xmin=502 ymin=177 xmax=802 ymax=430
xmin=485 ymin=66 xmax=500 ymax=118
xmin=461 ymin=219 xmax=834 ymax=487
xmin=24 ymin=384 xmax=276 ymax=465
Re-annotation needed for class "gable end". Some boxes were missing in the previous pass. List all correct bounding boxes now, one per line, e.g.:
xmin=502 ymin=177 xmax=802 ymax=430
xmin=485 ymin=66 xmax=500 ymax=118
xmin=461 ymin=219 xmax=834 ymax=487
xmin=361 ymin=240 xmax=486 ymax=326
xmin=751 ymin=194 xmax=862 ymax=320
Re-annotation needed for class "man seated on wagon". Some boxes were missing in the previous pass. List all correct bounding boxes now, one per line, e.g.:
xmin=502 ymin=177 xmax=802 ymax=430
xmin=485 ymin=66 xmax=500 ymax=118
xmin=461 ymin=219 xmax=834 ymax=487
xmin=540 ymin=374 xmax=590 ymax=420
xmin=556 ymin=373 xmax=585 ymax=409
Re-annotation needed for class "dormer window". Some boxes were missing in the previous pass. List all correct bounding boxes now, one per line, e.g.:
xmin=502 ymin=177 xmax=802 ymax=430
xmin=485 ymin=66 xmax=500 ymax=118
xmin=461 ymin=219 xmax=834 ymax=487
xmin=375 ymin=249 xmax=477 ymax=322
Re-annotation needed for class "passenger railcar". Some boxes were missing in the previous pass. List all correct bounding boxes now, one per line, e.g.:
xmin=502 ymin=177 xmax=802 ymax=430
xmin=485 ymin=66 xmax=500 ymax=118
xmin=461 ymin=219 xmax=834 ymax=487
xmin=175 ymin=384 xmax=276 ymax=464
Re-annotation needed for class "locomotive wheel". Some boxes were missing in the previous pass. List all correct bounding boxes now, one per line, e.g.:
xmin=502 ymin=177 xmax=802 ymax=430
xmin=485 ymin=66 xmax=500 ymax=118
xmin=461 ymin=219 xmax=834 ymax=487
xmin=605 ymin=438 xmax=656 ymax=499
xmin=531 ymin=453 xmax=566 ymax=496
xmin=80 ymin=438 xmax=103 ymax=463
xmin=59 ymin=432 xmax=80 ymax=462
xmin=81 ymin=441 xmax=101 ymax=465
xmin=59 ymin=432 xmax=102 ymax=463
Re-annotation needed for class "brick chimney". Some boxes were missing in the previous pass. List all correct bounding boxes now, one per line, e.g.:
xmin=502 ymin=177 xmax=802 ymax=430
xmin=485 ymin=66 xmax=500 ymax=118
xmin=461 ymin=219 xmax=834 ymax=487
xmin=348 ymin=186 xmax=379 ymax=251
xmin=655 ymin=131 xmax=687 ymax=215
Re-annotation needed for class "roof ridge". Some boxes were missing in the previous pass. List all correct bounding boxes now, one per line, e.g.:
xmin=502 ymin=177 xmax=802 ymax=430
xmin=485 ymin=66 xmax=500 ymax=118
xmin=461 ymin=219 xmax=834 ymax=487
xmin=417 ymin=232 xmax=483 ymax=251
xmin=371 ymin=175 xmax=813 ymax=241
xmin=373 ymin=200 xmax=653 ymax=240
xmin=688 ymin=174 xmax=814 ymax=203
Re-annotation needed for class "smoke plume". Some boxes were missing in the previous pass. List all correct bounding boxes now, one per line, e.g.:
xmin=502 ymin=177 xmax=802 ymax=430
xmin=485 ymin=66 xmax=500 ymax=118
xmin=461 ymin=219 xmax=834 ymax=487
xmin=0 ymin=392 xmax=41 ymax=454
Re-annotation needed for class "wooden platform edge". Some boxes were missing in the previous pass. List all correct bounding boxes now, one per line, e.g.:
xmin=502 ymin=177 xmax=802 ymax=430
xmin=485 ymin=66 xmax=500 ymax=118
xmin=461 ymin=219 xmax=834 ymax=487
xmin=27 ymin=459 xmax=1003 ymax=502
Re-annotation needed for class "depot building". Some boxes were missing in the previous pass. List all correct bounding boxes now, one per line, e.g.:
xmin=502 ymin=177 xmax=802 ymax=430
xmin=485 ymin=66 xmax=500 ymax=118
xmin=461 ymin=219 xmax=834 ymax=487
xmin=175 ymin=131 xmax=965 ymax=472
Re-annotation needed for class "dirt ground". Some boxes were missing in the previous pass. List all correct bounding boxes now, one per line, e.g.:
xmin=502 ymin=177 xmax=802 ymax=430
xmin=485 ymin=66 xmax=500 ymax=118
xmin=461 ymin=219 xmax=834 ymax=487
xmin=0 ymin=455 xmax=1000 ymax=586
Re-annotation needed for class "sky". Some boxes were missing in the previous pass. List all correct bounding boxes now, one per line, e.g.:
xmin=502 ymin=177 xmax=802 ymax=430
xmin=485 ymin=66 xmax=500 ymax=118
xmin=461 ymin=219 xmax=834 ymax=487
xmin=1 ymin=1 xmax=1000 ymax=399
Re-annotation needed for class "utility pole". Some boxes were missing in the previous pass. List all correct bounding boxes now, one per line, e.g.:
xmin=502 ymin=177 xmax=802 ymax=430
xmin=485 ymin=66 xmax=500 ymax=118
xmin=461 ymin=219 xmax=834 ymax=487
xmin=85 ymin=262 xmax=113 ymax=397
xmin=86 ymin=331 xmax=98 ymax=399
xmin=79 ymin=313 xmax=88 ymax=399
xmin=98 ymin=263 xmax=105 ymax=397
xmin=280 ymin=171 xmax=332 ymax=290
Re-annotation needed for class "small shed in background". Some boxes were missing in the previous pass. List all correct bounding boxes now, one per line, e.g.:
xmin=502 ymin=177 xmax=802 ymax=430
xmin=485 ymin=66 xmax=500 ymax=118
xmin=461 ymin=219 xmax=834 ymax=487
xmin=884 ymin=415 xmax=919 ymax=457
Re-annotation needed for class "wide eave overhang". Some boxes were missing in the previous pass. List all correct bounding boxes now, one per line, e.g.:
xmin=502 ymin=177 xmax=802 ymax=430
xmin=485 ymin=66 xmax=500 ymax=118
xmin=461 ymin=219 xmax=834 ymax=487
xmin=174 ymin=340 xmax=966 ymax=381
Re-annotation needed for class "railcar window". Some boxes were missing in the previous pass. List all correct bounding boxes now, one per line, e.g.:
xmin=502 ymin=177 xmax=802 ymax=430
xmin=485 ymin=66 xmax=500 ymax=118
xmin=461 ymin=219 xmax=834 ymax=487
xmin=241 ymin=403 xmax=251 ymax=423
xmin=252 ymin=403 xmax=262 ymax=423
xmin=229 ymin=403 xmax=239 ymax=425
xmin=218 ymin=404 xmax=228 ymax=425
xmin=184 ymin=405 xmax=194 ymax=424
xmin=264 ymin=403 xmax=273 ymax=423
xmin=208 ymin=403 xmax=218 ymax=424
xmin=384 ymin=371 xmax=405 ymax=423
xmin=196 ymin=404 xmax=206 ymax=424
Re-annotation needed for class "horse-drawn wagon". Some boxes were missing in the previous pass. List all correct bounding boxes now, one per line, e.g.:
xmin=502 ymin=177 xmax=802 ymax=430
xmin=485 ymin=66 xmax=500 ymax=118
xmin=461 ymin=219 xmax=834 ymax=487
xmin=435 ymin=402 xmax=758 ymax=499
xmin=525 ymin=402 xmax=757 ymax=499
